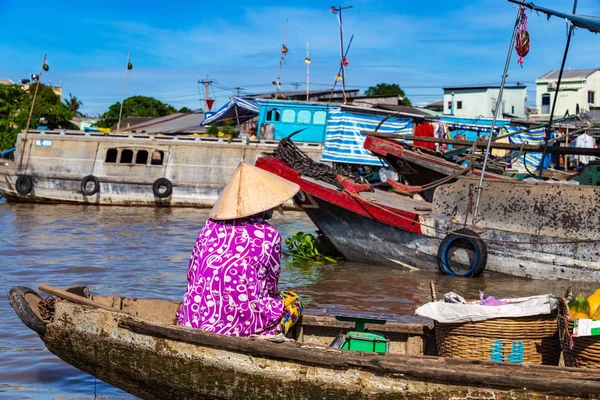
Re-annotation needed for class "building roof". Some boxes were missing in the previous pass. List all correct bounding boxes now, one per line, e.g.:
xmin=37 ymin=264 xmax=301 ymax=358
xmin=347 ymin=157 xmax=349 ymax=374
xmin=424 ymin=100 xmax=444 ymax=110
xmin=246 ymin=89 xmax=359 ymax=100
xmin=443 ymin=85 xmax=526 ymax=91
xmin=110 ymin=117 xmax=156 ymax=131
xmin=123 ymin=113 xmax=207 ymax=134
xmin=0 ymin=79 xmax=14 ymax=85
xmin=372 ymin=104 xmax=432 ymax=116
xmin=538 ymin=68 xmax=600 ymax=80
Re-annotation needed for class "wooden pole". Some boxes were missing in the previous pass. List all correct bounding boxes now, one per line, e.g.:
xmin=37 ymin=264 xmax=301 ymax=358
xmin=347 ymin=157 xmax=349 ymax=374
xmin=38 ymin=284 xmax=123 ymax=313
xmin=306 ymin=41 xmax=310 ymax=101
xmin=19 ymin=54 xmax=47 ymax=172
xmin=116 ymin=52 xmax=131 ymax=133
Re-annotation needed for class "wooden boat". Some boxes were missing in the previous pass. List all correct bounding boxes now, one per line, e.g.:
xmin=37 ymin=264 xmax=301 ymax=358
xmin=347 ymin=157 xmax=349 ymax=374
xmin=0 ymin=130 xmax=322 ymax=207
xmin=256 ymin=155 xmax=600 ymax=281
xmin=9 ymin=284 xmax=600 ymax=400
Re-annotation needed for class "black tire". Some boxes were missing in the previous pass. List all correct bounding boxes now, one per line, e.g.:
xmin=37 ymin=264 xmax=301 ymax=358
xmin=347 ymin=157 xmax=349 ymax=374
xmin=15 ymin=175 xmax=33 ymax=195
xmin=81 ymin=175 xmax=100 ymax=196
xmin=153 ymin=178 xmax=172 ymax=198
xmin=7 ymin=286 xmax=46 ymax=335
xmin=437 ymin=228 xmax=487 ymax=278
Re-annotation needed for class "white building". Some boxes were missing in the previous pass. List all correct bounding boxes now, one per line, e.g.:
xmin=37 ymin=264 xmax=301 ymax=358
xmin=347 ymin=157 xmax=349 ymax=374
xmin=535 ymin=69 xmax=600 ymax=116
xmin=442 ymin=86 xmax=527 ymax=118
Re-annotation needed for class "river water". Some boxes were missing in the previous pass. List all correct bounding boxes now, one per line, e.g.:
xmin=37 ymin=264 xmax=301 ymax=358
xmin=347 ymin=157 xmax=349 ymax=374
xmin=1 ymin=200 xmax=596 ymax=399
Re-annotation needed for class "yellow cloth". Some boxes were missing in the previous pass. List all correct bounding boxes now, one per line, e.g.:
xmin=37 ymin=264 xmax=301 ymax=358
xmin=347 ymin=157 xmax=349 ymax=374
xmin=279 ymin=291 xmax=303 ymax=335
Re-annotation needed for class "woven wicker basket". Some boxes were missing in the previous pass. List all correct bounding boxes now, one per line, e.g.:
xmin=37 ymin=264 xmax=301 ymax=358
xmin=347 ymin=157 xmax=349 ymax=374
xmin=435 ymin=315 xmax=560 ymax=365
xmin=429 ymin=282 xmax=560 ymax=365
xmin=558 ymin=298 xmax=600 ymax=368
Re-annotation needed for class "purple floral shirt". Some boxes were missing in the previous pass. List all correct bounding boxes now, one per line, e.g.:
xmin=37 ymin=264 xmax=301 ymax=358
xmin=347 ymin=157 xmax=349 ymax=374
xmin=177 ymin=216 xmax=284 ymax=336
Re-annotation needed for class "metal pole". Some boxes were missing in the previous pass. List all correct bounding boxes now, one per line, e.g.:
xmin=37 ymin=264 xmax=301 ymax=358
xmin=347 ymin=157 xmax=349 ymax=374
xmin=205 ymin=74 xmax=210 ymax=110
xmin=24 ymin=54 xmax=47 ymax=137
xmin=472 ymin=6 xmax=521 ymax=222
xmin=537 ymin=0 xmax=578 ymax=178
xmin=306 ymin=41 xmax=310 ymax=101
xmin=338 ymin=9 xmax=346 ymax=103
xmin=116 ymin=52 xmax=130 ymax=133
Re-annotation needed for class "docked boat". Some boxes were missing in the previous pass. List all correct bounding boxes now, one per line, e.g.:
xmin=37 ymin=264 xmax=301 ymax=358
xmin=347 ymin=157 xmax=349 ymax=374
xmin=9 ymin=284 xmax=600 ymax=400
xmin=256 ymin=147 xmax=600 ymax=281
xmin=0 ymin=130 xmax=322 ymax=206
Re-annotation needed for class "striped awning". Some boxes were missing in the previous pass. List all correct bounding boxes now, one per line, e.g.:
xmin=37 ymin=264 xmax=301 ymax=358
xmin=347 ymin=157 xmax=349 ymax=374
xmin=200 ymin=97 xmax=259 ymax=126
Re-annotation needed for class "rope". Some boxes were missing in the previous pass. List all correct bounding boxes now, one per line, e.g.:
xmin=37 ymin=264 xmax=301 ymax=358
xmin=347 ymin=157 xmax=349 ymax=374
xmin=344 ymin=188 xmax=600 ymax=246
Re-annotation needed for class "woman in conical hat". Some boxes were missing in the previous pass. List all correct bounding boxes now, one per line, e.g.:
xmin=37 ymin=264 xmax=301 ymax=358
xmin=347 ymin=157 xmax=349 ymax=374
xmin=177 ymin=162 xmax=304 ymax=337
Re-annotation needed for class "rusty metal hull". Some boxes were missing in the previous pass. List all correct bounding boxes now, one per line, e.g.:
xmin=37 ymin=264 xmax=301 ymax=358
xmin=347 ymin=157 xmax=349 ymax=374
xmin=12 ymin=292 xmax=598 ymax=400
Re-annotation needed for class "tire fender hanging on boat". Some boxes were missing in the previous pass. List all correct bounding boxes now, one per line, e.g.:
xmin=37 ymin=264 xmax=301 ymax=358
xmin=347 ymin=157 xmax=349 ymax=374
xmin=437 ymin=228 xmax=487 ymax=278
xmin=81 ymin=175 xmax=100 ymax=196
xmin=153 ymin=178 xmax=173 ymax=198
xmin=15 ymin=175 xmax=33 ymax=195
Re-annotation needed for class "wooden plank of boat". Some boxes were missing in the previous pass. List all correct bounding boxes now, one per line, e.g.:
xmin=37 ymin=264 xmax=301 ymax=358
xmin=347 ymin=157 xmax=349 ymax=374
xmin=9 ymin=285 xmax=600 ymax=399
xmin=362 ymin=131 xmax=600 ymax=156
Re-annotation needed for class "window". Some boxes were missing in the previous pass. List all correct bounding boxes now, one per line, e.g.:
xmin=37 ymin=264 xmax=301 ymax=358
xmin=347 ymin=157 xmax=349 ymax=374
xmin=151 ymin=150 xmax=164 ymax=166
xmin=589 ymin=91 xmax=595 ymax=104
xmin=266 ymin=108 xmax=280 ymax=122
xmin=541 ymin=93 xmax=551 ymax=114
xmin=511 ymin=106 xmax=515 ymax=114
xmin=105 ymin=148 xmax=118 ymax=163
xmin=281 ymin=109 xmax=296 ymax=123
xmin=120 ymin=149 xmax=133 ymax=163
xmin=313 ymin=111 xmax=326 ymax=125
xmin=457 ymin=101 xmax=463 ymax=110
xmin=135 ymin=150 xmax=148 ymax=164
xmin=297 ymin=110 xmax=312 ymax=124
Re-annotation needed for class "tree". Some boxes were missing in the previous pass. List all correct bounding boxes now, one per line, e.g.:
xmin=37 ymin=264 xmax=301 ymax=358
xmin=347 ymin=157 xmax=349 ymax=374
xmin=0 ymin=85 xmax=25 ymax=151
xmin=364 ymin=83 xmax=411 ymax=105
xmin=0 ymin=83 xmax=74 ymax=151
xmin=178 ymin=106 xmax=193 ymax=113
xmin=96 ymin=96 xmax=177 ymax=128
xmin=64 ymin=93 xmax=83 ymax=116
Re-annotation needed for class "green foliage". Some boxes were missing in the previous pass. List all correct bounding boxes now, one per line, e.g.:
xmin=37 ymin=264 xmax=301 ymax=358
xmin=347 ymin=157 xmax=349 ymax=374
xmin=96 ymin=96 xmax=177 ymax=128
xmin=0 ymin=84 xmax=74 ymax=150
xmin=178 ymin=107 xmax=193 ymax=113
xmin=364 ymin=83 xmax=411 ymax=105
xmin=284 ymin=231 xmax=344 ymax=264
xmin=206 ymin=125 xmax=219 ymax=136
xmin=64 ymin=93 xmax=83 ymax=116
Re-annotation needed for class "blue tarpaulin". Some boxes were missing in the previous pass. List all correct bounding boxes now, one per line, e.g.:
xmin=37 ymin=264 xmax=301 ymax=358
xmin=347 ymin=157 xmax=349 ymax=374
xmin=322 ymin=109 xmax=413 ymax=166
xmin=201 ymin=97 xmax=259 ymax=126
xmin=506 ymin=126 xmax=551 ymax=171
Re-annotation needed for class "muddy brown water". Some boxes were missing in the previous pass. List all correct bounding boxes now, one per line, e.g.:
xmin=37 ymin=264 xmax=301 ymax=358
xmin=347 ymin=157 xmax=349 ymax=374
xmin=1 ymin=200 xmax=597 ymax=399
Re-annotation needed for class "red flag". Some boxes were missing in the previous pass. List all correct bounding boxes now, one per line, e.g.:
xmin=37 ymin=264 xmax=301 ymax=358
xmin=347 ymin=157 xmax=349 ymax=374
xmin=206 ymin=99 xmax=215 ymax=111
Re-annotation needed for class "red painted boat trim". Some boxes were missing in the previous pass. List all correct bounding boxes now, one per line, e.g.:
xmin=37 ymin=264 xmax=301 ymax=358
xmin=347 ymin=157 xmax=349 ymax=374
xmin=256 ymin=156 xmax=422 ymax=234
xmin=364 ymin=136 xmax=511 ymax=180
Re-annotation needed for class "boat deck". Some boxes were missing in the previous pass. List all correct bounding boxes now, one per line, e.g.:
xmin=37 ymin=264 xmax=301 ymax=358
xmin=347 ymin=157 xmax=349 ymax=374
xmin=302 ymin=176 xmax=433 ymax=215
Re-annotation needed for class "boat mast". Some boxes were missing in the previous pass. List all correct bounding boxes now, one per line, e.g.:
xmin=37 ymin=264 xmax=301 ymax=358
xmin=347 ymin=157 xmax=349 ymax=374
xmin=330 ymin=5 xmax=353 ymax=103
xmin=305 ymin=41 xmax=311 ymax=101
xmin=537 ymin=0 xmax=578 ymax=178
xmin=275 ymin=20 xmax=289 ymax=97
xmin=116 ymin=52 xmax=132 ymax=133
xmin=471 ymin=5 xmax=522 ymax=222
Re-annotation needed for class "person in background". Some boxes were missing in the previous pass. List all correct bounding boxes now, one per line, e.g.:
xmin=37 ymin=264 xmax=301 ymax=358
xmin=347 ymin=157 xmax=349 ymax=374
xmin=177 ymin=162 xmax=303 ymax=337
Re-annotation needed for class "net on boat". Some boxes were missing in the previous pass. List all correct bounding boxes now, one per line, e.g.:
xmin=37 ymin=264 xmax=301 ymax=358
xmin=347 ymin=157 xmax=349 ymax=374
xmin=272 ymin=137 xmax=364 ymax=188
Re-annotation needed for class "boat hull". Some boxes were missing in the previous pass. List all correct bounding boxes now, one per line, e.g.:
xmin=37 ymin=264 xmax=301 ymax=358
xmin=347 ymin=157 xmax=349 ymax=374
xmin=9 ymin=287 xmax=600 ymax=400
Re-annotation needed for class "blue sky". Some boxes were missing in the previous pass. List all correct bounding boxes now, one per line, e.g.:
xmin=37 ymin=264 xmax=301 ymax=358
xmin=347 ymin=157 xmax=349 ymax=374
xmin=1 ymin=0 xmax=599 ymax=115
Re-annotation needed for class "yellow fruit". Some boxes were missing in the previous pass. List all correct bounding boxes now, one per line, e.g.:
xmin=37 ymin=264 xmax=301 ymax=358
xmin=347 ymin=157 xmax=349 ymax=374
xmin=594 ymin=288 xmax=600 ymax=296
xmin=589 ymin=293 xmax=600 ymax=316
xmin=573 ymin=312 xmax=591 ymax=320
xmin=593 ymin=308 xmax=600 ymax=320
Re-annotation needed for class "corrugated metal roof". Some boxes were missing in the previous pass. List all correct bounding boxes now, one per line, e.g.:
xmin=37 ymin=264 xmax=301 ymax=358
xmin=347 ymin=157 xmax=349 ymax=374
xmin=538 ymin=69 xmax=599 ymax=80
xmin=0 ymin=79 xmax=14 ymax=85
xmin=124 ymin=113 xmax=207 ymax=134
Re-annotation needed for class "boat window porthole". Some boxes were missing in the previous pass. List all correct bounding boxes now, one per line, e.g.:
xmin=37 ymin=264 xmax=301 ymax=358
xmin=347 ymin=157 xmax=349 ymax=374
xmin=136 ymin=150 xmax=149 ymax=165
xmin=151 ymin=150 xmax=164 ymax=166
xmin=120 ymin=149 xmax=134 ymax=164
xmin=105 ymin=148 xmax=118 ymax=163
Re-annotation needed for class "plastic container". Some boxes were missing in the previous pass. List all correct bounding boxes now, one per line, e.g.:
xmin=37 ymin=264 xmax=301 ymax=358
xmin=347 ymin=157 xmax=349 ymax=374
xmin=341 ymin=331 xmax=389 ymax=354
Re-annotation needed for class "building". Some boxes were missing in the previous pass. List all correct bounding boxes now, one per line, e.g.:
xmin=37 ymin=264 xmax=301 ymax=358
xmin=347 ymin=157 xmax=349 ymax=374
xmin=347 ymin=94 xmax=405 ymax=108
xmin=246 ymin=89 xmax=359 ymax=103
xmin=0 ymin=78 xmax=15 ymax=85
xmin=534 ymin=69 xmax=600 ymax=117
xmin=442 ymin=85 xmax=527 ymax=118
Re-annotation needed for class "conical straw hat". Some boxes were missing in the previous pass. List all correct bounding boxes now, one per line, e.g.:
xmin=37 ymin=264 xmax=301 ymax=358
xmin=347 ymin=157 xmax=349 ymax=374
xmin=210 ymin=162 xmax=300 ymax=220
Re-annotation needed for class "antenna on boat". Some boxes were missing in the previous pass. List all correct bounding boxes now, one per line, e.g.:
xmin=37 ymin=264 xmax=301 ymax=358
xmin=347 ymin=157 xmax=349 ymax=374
xmin=537 ymin=0 xmax=578 ymax=178
xmin=275 ymin=20 xmax=289 ymax=97
xmin=116 ymin=52 xmax=133 ymax=133
xmin=305 ymin=41 xmax=311 ymax=101
xmin=472 ymin=5 xmax=523 ymax=222
xmin=330 ymin=5 xmax=353 ymax=103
